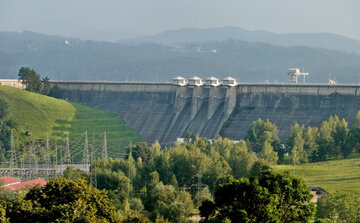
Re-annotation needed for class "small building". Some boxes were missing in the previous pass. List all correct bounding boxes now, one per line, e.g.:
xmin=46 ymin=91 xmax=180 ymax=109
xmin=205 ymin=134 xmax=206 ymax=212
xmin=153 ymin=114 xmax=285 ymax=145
xmin=205 ymin=77 xmax=221 ymax=87
xmin=0 ymin=79 xmax=25 ymax=89
xmin=222 ymin=77 xmax=237 ymax=87
xmin=188 ymin=76 xmax=205 ymax=86
xmin=0 ymin=176 xmax=22 ymax=187
xmin=0 ymin=176 xmax=47 ymax=191
xmin=7 ymin=179 xmax=47 ymax=191
xmin=172 ymin=76 xmax=188 ymax=86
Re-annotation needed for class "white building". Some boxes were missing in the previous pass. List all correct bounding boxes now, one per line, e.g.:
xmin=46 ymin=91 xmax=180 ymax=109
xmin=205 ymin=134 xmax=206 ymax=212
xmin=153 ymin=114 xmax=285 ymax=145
xmin=172 ymin=76 xmax=188 ymax=86
xmin=188 ymin=76 xmax=205 ymax=86
xmin=222 ymin=77 xmax=237 ymax=87
xmin=205 ymin=77 xmax=221 ymax=87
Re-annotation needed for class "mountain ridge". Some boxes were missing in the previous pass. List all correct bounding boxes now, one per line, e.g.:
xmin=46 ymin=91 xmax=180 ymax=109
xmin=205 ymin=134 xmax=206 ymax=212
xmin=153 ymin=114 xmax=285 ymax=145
xmin=119 ymin=27 xmax=360 ymax=54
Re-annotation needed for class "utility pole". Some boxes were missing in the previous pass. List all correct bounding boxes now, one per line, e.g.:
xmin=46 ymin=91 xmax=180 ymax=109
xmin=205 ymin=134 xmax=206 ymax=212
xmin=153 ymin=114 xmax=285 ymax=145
xmin=102 ymin=131 xmax=108 ymax=159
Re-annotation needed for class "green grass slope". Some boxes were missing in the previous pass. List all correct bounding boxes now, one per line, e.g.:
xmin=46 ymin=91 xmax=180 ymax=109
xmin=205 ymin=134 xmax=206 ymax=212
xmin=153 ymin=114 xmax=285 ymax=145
xmin=275 ymin=158 xmax=360 ymax=197
xmin=0 ymin=85 xmax=140 ymax=158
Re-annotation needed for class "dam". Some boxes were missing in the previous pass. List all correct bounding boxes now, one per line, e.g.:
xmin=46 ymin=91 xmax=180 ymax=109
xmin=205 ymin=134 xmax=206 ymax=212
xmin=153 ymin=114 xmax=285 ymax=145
xmin=51 ymin=81 xmax=360 ymax=145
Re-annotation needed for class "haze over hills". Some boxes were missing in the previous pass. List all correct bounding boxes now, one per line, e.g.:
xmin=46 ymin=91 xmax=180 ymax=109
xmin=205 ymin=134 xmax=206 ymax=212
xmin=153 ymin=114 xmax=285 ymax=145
xmin=120 ymin=27 xmax=360 ymax=55
xmin=1 ymin=31 xmax=360 ymax=83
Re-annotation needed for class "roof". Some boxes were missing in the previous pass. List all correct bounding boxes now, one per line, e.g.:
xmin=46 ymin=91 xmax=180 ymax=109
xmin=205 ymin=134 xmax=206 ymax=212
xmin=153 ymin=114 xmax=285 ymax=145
xmin=223 ymin=77 xmax=236 ymax=81
xmin=206 ymin=76 xmax=219 ymax=81
xmin=172 ymin=76 xmax=186 ymax=80
xmin=0 ymin=176 xmax=22 ymax=186
xmin=189 ymin=76 xmax=203 ymax=80
xmin=6 ymin=179 xmax=47 ymax=191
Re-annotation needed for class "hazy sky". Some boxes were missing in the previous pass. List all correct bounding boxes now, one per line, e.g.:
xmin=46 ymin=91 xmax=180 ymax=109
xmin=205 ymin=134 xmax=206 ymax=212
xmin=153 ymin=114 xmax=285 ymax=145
xmin=1 ymin=0 xmax=359 ymax=41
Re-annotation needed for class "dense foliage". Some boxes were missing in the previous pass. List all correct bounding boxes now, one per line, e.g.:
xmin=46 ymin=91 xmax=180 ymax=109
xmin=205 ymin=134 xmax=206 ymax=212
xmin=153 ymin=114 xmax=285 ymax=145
xmin=2 ymin=178 xmax=116 ymax=222
xmin=199 ymin=171 xmax=315 ymax=222
xmin=316 ymin=192 xmax=360 ymax=222
xmin=0 ymin=98 xmax=15 ymax=163
xmin=83 ymin=137 xmax=268 ymax=222
xmin=285 ymin=114 xmax=359 ymax=162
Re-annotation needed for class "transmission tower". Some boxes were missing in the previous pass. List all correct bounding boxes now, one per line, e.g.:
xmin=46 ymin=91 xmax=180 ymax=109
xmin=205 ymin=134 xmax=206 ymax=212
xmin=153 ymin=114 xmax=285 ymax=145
xmin=90 ymin=134 xmax=97 ymax=187
xmin=9 ymin=129 xmax=17 ymax=177
xmin=28 ymin=139 xmax=38 ymax=180
xmin=45 ymin=133 xmax=51 ymax=180
xmin=20 ymin=155 xmax=24 ymax=180
xmin=191 ymin=171 xmax=206 ymax=209
xmin=55 ymin=144 xmax=59 ymax=178
xmin=102 ymin=131 xmax=108 ymax=159
xmin=83 ymin=131 xmax=90 ymax=172
xmin=128 ymin=148 xmax=133 ymax=199
xmin=65 ymin=133 xmax=71 ymax=164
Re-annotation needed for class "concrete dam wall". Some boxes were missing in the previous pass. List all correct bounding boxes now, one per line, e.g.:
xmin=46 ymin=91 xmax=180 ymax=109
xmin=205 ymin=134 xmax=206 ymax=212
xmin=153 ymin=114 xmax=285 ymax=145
xmin=52 ymin=81 xmax=360 ymax=145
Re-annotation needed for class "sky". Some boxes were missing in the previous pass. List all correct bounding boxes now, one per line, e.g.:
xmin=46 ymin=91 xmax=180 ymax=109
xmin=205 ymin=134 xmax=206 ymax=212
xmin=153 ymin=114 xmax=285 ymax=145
xmin=0 ymin=0 xmax=359 ymax=42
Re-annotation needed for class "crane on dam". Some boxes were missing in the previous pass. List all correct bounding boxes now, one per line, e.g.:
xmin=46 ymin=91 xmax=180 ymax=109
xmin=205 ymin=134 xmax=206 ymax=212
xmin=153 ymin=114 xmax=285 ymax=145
xmin=288 ymin=68 xmax=309 ymax=84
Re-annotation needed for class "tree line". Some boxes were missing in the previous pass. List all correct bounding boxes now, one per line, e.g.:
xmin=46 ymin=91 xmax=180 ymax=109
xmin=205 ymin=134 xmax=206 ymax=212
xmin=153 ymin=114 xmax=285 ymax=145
xmin=246 ymin=113 xmax=360 ymax=165
xmin=17 ymin=67 xmax=52 ymax=95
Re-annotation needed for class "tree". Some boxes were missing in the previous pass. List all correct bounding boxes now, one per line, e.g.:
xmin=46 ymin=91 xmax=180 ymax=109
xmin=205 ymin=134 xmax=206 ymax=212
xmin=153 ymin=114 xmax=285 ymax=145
xmin=200 ymin=171 xmax=315 ymax=222
xmin=5 ymin=177 xmax=116 ymax=222
xmin=245 ymin=119 xmax=281 ymax=155
xmin=146 ymin=182 xmax=193 ymax=223
xmin=303 ymin=126 xmax=319 ymax=162
xmin=17 ymin=67 xmax=52 ymax=95
xmin=287 ymin=123 xmax=310 ymax=163
xmin=0 ymin=204 xmax=8 ymax=223
xmin=228 ymin=140 xmax=257 ymax=178
xmin=62 ymin=165 xmax=89 ymax=180
xmin=259 ymin=141 xmax=278 ymax=165
xmin=18 ymin=67 xmax=42 ymax=93
xmin=316 ymin=192 xmax=360 ymax=222
xmin=121 ymin=214 xmax=151 ymax=223
xmin=40 ymin=76 xmax=52 ymax=95
xmin=291 ymin=145 xmax=300 ymax=165
xmin=249 ymin=158 xmax=272 ymax=177
xmin=348 ymin=111 xmax=360 ymax=156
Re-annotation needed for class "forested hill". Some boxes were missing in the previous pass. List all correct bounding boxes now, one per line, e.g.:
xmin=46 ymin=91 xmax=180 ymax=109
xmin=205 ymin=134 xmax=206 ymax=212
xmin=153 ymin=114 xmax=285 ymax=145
xmin=1 ymin=31 xmax=360 ymax=83
xmin=120 ymin=27 xmax=360 ymax=55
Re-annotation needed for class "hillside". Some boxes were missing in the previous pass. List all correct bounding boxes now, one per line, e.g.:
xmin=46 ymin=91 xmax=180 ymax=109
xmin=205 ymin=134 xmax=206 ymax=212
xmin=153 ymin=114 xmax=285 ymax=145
xmin=120 ymin=27 xmax=360 ymax=55
xmin=275 ymin=158 xmax=360 ymax=197
xmin=0 ymin=85 xmax=141 ymax=158
xmin=1 ymin=31 xmax=360 ymax=83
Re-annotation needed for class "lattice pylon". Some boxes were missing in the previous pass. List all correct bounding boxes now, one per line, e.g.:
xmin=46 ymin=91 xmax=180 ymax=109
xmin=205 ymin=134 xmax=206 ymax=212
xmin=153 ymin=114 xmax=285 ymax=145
xmin=90 ymin=135 xmax=97 ymax=187
xmin=102 ymin=131 xmax=108 ymax=159
xmin=65 ymin=133 xmax=71 ymax=164
xmin=83 ymin=131 xmax=90 ymax=172
xmin=45 ymin=133 xmax=51 ymax=180
xmin=9 ymin=129 xmax=16 ymax=177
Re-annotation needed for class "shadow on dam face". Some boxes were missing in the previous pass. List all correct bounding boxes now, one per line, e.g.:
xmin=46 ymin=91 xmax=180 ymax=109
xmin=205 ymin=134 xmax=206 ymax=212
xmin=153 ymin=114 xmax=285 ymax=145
xmin=51 ymin=81 xmax=360 ymax=145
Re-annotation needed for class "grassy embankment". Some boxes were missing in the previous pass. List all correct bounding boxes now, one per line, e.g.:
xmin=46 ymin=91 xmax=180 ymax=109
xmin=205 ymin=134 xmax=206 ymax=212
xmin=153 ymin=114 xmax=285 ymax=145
xmin=275 ymin=158 xmax=360 ymax=197
xmin=0 ymin=85 xmax=140 ymax=158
